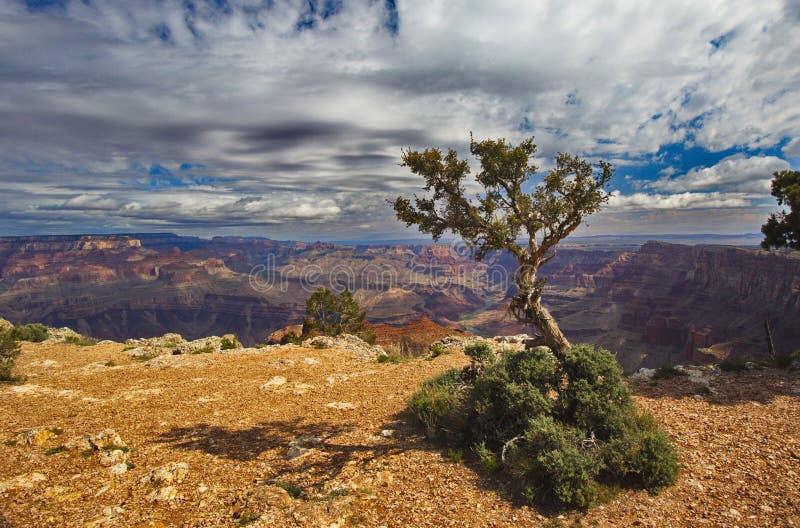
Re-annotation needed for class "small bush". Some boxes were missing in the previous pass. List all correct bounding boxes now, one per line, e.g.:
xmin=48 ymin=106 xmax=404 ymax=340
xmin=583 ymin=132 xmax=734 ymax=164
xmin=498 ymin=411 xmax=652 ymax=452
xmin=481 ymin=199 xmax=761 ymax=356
xmin=280 ymin=331 xmax=303 ymax=345
xmin=652 ymin=365 xmax=687 ymax=380
xmin=377 ymin=353 xmax=404 ymax=364
xmin=407 ymin=344 xmax=680 ymax=511
xmin=473 ymin=441 xmax=501 ymax=472
xmin=719 ymin=357 xmax=748 ymax=372
xmin=220 ymin=335 xmax=240 ymax=350
xmin=448 ymin=448 xmax=463 ymax=463
xmin=45 ymin=445 xmax=66 ymax=456
xmin=0 ymin=332 xmax=21 ymax=382
xmin=190 ymin=346 xmax=214 ymax=354
xmin=601 ymin=412 xmax=679 ymax=493
xmin=272 ymin=481 xmax=301 ymax=498
xmin=8 ymin=324 xmax=49 ymax=343
xmin=64 ymin=335 xmax=98 ymax=346
xmin=464 ymin=342 xmax=494 ymax=366
xmin=429 ymin=343 xmax=447 ymax=358
xmin=506 ymin=416 xmax=600 ymax=510
xmin=407 ymin=368 xmax=466 ymax=444
xmin=773 ymin=350 xmax=800 ymax=369
xmin=468 ymin=347 xmax=559 ymax=449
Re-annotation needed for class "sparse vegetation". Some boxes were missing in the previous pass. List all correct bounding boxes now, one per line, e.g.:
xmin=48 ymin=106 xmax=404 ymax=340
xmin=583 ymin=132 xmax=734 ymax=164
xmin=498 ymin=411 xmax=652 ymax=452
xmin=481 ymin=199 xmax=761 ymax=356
xmin=272 ymin=481 xmax=301 ymax=498
xmin=718 ymin=357 xmax=749 ymax=372
xmin=64 ymin=335 xmax=98 ymax=346
xmin=772 ymin=350 xmax=800 ymax=369
xmin=237 ymin=513 xmax=261 ymax=526
xmin=0 ymin=332 xmax=22 ymax=382
xmin=652 ymin=365 xmax=688 ymax=380
xmin=8 ymin=323 xmax=49 ymax=343
xmin=407 ymin=344 xmax=680 ymax=510
xmin=376 ymin=353 xmax=405 ymax=364
xmin=448 ymin=448 xmax=463 ymax=463
xmin=280 ymin=331 xmax=303 ymax=345
xmin=45 ymin=445 xmax=65 ymax=456
xmin=429 ymin=343 xmax=447 ymax=358
xmin=189 ymin=345 xmax=214 ymax=354
xmin=220 ymin=335 xmax=240 ymax=350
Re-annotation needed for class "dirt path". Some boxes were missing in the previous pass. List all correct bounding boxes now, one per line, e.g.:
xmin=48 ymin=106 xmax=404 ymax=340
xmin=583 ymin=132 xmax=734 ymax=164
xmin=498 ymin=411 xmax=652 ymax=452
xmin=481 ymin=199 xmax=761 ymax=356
xmin=1 ymin=342 xmax=799 ymax=527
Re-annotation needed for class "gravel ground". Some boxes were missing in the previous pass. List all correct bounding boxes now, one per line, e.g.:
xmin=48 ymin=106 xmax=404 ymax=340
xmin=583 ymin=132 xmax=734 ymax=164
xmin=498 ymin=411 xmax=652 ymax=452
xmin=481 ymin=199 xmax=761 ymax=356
xmin=1 ymin=341 xmax=798 ymax=527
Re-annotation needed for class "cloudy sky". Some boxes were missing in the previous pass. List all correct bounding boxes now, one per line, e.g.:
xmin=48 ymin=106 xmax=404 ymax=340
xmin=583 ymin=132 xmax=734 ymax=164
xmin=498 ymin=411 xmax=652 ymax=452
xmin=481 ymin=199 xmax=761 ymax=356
xmin=1 ymin=0 xmax=798 ymax=241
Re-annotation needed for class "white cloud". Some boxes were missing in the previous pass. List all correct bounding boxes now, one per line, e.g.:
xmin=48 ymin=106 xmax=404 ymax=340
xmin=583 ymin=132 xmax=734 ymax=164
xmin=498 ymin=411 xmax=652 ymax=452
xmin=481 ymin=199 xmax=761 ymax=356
xmin=0 ymin=0 xmax=797 ymax=237
xmin=649 ymin=155 xmax=790 ymax=193
xmin=607 ymin=190 xmax=750 ymax=211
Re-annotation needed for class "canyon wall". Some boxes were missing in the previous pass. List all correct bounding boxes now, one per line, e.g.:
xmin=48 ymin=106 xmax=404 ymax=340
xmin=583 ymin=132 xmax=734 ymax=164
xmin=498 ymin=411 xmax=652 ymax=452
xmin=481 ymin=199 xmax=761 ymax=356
xmin=0 ymin=235 xmax=797 ymax=369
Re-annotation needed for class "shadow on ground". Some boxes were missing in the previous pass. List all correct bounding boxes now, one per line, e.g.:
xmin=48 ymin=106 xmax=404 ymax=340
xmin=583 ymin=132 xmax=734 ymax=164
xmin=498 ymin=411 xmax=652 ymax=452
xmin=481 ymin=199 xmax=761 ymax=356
xmin=630 ymin=367 xmax=800 ymax=406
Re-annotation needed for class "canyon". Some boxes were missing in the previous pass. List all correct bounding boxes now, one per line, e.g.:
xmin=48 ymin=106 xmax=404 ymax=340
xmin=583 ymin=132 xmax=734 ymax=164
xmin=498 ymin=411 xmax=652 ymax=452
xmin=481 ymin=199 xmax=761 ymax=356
xmin=0 ymin=234 xmax=797 ymax=371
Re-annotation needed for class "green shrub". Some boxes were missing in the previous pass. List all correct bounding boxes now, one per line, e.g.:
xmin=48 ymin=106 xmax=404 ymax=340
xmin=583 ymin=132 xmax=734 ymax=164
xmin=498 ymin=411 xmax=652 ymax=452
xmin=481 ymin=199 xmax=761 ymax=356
xmin=272 ymin=481 xmax=301 ymax=498
xmin=506 ymin=416 xmax=600 ymax=510
xmin=64 ymin=335 xmax=98 ymax=346
xmin=601 ymin=412 xmax=679 ymax=493
xmin=190 ymin=345 xmax=214 ymax=354
xmin=8 ymin=324 xmax=49 ymax=343
xmin=407 ymin=344 xmax=680 ymax=511
xmin=429 ymin=343 xmax=447 ymax=358
xmin=377 ymin=353 xmax=404 ymax=364
xmin=280 ymin=331 xmax=303 ymax=345
xmin=468 ymin=347 xmax=559 ymax=449
xmin=652 ymin=365 xmax=687 ymax=380
xmin=556 ymin=344 xmax=633 ymax=439
xmin=0 ymin=332 xmax=22 ymax=382
xmin=407 ymin=368 xmax=466 ymax=444
xmin=464 ymin=342 xmax=494 ymax=366
xmin=220 ymin=335 xmax=240 ymax=350
xmin=718 ymin=357 xmax=748 ymax=372
xmin=473 ymin=441 xmax=501 ymax=472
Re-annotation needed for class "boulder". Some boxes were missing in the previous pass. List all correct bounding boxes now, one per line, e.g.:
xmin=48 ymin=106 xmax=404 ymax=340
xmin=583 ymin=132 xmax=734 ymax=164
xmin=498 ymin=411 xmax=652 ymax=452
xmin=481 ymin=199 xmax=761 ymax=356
xmin=260 ymin=376 xmax=287 ymax=389
xmin=175 ymin=334 xmax=240 ymax=354
xmin=140 ymin=462 xmax=189 ymax=486
xmin=148 ymin=485 xmax=178 ymax=502
xmin=301 ymin=334 xmax=385 ymax=360
xmin=630 ymin=368 xmax=657 ymax=381
xmin=267 ymin=324 xmax=304 ymax=345
xmin=44 ymin=327 xmax=82 ymax=343
xmin=0 ymin=472 xmax=47 ymax=492
xmin=12 ymin=427 xmax=59 ymax=446
xmin=89 ymin=429 xmax=127 ymax=451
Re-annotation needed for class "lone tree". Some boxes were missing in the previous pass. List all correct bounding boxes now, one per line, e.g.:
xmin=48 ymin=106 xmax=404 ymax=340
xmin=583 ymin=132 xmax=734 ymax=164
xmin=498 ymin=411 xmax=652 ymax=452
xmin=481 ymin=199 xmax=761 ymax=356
xmin=761 ymin=169 xmax=800 ymax=250
xmin=391 ymin=136 xmax=612 ymax=354
xmin=303 ymin=287 xmax=367 ymax=337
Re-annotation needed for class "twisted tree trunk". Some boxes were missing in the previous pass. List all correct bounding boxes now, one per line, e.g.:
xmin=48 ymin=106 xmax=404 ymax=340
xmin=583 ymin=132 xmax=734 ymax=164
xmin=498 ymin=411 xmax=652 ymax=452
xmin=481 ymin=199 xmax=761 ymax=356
xmin=511 ymin=264 xmax=572 ymax=355
xmin=530 ymin=299 xmax=571 ymax=354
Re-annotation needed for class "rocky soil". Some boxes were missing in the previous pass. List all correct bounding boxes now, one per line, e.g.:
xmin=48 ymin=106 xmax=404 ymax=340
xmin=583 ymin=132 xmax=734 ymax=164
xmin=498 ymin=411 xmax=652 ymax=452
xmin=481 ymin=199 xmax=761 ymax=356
xmin=2 ymin=338 xmax=799 ymax=527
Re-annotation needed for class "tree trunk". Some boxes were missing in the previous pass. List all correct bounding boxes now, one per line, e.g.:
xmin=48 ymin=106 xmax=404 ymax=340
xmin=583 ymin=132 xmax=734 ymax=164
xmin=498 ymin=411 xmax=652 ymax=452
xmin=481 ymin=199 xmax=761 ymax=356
xmin=530 ymin=300 xmax=572 ymax=354
xmin=764 ymin=318 xmax=776 ymax=358
xmin=510 ymin=263 xmax=572 ymax=355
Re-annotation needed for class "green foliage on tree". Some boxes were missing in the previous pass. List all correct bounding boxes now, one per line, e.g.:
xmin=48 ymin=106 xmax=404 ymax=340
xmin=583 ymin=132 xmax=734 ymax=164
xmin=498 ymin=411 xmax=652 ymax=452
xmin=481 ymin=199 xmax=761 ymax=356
xmin=407 ymin=345 xmax=680 ymax=510
xmin=762 ymin=170 xmax=800 ymax=250
xmin=302 ymin=287 xmax=368 ymax=338
xmin=391 ymin=135 xmax=612 ymax=353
